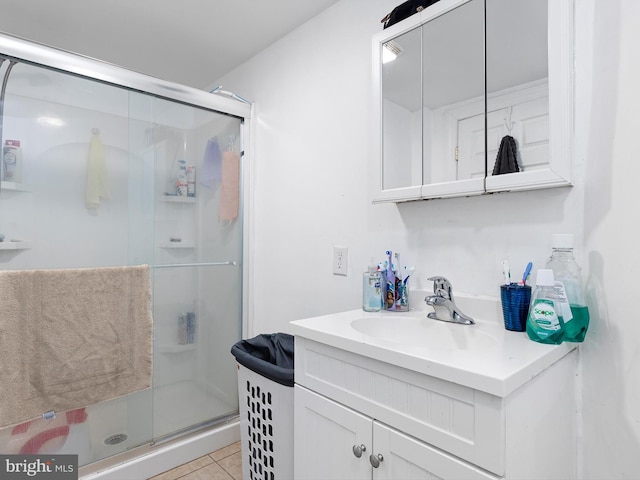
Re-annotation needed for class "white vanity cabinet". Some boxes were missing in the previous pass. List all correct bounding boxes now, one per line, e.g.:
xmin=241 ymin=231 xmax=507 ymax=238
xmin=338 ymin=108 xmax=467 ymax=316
xmin=295 ymin=384 xmax=496 ymax=479
xmin=293 ymin=335 xmax=577 ymax=480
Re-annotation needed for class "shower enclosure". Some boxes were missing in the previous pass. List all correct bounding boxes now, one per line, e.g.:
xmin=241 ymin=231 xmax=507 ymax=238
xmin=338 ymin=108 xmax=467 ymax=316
xmin=0 ymin=33 xmax=249 ymax=471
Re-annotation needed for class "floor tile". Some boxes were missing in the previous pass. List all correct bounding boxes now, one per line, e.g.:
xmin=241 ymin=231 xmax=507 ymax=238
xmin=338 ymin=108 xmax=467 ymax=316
xmin=181 ymin=461 xmax=234 ymax=480
xmin=217 ymin=451 xmax=243 ymax=480
xmin=210 ymin=441 xmax=242 ymax=462
xmin=148 ymin=455 xmax=213 ymax=480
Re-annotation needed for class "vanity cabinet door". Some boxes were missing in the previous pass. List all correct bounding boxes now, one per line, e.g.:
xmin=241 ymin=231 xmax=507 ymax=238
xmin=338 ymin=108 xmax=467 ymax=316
xmin=294 ymin=384 xmax=500 ymax=480
xmin=294 ymin=385 xmax=371 ymax=480
xmin=373 ymin=422 xmax=499 ymax=480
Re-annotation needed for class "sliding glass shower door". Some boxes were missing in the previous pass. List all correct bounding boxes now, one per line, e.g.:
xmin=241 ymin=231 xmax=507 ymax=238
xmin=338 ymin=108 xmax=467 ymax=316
xmin=0 ymin=38 xmax=245 ymax=467
xmin=130 ymin=93 xmax=243 ymax=441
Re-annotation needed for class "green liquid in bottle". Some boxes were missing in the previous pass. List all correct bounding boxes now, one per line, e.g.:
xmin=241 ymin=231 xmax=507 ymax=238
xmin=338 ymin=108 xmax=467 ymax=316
xmin=563 ymin=304 xmax=590 ymax=342
xmin=526 ymin=298 xmax=565 ymax=345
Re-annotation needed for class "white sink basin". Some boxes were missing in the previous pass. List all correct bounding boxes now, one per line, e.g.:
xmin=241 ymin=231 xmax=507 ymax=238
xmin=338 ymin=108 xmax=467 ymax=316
xmin=350 ymin=315 xmax=498 ymax=351
xmin=289 ymin=294 xmax=577 ymax=396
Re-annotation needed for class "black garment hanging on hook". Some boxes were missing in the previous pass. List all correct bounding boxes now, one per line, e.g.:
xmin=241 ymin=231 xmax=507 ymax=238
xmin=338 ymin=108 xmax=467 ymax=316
xmin=492 ymin=135 xmax=519 ymax=175
xmin=382 ymin=0 xmax=441 ymax=29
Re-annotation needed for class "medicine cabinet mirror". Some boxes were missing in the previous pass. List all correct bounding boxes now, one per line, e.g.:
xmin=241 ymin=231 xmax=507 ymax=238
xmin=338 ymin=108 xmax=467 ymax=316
xmin=373 ymin=0 xmax=574 ymax=202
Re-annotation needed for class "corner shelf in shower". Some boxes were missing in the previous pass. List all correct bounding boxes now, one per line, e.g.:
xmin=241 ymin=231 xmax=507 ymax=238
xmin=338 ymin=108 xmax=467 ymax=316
xmin=158 ymin=343 xmax=196 ymax=353
xmin=158 ymin=241 xmax=196 ymax=249
xmin=1 ymin=181 xmax=31 ymax=192
xmin=0 ymin=241 xmax=32 ymax=250
xmin=161 ymin=195 xmax=196 ymax=204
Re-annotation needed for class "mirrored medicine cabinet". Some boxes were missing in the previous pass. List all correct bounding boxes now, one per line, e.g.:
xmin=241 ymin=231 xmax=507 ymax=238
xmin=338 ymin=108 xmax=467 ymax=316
xmin=372 ymin=0 xmax=574 ymax=202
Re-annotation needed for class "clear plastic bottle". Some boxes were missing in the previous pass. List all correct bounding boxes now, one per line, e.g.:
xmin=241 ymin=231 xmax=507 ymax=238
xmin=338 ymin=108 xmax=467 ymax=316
xmin=546 ymin=234 xmax=590 ymax=342
xmin=363 ymin=265 xmax=382 ymax=312
xmin=526 ymin=269 xmax=565 ymax=344
xmin=3 ymin=139 xmax=22 ymax=183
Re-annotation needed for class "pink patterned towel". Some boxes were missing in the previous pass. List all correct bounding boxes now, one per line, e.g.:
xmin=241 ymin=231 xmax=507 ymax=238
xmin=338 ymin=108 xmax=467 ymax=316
xmin=219 ymin=151 xmax=240 ymax=222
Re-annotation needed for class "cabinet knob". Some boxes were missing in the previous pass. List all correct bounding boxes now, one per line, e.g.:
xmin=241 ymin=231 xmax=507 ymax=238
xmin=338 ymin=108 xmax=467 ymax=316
xmin=352 ymin=444 xmax=367 ymax=458
xmin=369 ymin=453 xmax=384 ymax=468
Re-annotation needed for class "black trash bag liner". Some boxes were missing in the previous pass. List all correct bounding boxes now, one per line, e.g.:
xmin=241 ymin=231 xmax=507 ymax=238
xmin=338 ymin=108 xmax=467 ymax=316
xmin=231 ymin=333 xmax=294 ymax=387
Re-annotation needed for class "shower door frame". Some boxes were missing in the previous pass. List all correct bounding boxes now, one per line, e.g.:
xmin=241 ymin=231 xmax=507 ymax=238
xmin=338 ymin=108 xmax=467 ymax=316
xmin=0 ymin=30 xmax=255 ymax=450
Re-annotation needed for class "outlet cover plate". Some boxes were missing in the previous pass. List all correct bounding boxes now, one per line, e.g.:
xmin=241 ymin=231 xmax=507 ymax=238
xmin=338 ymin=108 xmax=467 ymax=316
xmin=333 ymin=246 xmax=348 ymax=276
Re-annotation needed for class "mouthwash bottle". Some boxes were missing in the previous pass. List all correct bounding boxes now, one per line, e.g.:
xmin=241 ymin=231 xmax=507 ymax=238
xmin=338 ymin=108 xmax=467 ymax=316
xmin=546 ymin=234 xmax=590 ymax=342
xmin=526 ymin=269 xmax=565 ymax=344
xmin=362 ymin=265 xmax=382 ymax=312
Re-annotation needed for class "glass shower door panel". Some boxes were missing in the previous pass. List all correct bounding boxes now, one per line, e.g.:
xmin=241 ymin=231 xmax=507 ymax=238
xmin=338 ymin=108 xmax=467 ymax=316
xmin=0 ymin=61 xmax=155 ymax=465
xmin=145 ymin=96 xmax=243 ymax=439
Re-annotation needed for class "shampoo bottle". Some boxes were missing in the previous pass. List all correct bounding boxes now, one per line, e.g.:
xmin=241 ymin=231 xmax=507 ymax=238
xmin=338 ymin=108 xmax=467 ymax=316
xmin=363 ymin=265 xmax=382 ymax=312
xmin=546 ymin=234 xmax=590 ymax=342
xmin=3 ymin=140 xmax=22 ymax=183
xmin=526 ymin=269 xmax=565 ymax=344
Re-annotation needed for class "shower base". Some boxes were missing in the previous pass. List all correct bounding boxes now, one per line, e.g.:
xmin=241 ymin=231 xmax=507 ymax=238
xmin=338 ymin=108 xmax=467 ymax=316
xmin=79 ymin=417 xmax=240 ymax=479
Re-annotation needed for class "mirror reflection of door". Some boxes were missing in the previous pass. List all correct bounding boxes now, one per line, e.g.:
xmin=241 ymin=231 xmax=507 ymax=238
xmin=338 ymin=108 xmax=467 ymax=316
xmin=456 ymin=113 xmax=485 ymax=181
xmin=423 ymin=0 xmax=484 ymax=185
xmin=486 ymin=0 xmax=549 ymax=177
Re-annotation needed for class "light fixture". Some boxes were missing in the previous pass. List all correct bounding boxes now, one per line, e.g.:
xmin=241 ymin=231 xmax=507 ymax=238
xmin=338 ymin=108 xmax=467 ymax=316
xmin=382 ymin=41 xmax=403 ymax=64
xmin=37 ymin=116 xmax=65 ymax=127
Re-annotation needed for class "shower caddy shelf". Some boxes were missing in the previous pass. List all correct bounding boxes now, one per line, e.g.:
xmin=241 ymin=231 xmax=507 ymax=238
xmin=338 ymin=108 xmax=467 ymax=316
xmin=161 ymin=195 xmax=196 ymax=204
xmin=0 ymin=241 xmax=32 ymax=250
xmin=0 ymin=180 xmax=31 ymax=250
xmin=158 ymin=241 xmax=196 ymax=249
xmin=158 ymin=343 xmax=197 ymax=354
xmin=1 ymin=181 xmax=30 ymax=192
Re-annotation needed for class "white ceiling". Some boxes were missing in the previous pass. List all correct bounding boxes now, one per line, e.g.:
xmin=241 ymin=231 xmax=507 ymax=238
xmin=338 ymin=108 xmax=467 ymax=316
xmin=0 ymin=0 xmax=341 ymax=89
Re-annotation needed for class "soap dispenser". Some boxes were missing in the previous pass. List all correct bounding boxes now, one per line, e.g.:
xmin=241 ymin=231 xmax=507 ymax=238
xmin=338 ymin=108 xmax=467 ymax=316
xmin=362 ymin=265 xmax=382 ymax=312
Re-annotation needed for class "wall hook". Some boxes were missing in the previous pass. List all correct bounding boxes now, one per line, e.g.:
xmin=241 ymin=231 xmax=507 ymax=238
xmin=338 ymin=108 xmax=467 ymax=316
xmin=503 ymin=106 xmax=514 ymax=133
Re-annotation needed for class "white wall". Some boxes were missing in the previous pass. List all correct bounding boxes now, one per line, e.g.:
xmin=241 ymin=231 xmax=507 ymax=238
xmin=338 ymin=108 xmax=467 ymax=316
xmin=580 ymin=0 xmax=640 ymax=477
xmin=217 ymin=0 xmax=640 ymax=476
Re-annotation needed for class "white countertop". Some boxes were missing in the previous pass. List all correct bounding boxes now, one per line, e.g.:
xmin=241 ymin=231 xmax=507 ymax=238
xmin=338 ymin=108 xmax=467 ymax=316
xmin=289 ymin=293 xmax=577 ymax=397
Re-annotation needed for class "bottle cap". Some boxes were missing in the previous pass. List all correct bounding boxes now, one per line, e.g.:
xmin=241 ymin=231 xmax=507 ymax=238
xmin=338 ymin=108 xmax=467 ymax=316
xmin=552 ymin=234 xmax=574 ymax=249
xmin=535 ymin=269 xmax=555 ymax=287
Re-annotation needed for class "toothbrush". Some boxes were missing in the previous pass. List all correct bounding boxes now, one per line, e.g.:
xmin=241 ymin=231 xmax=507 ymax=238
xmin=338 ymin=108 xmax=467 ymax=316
xmin=394 ymin=253 xmax=402 ymax=283
xmin=502 ymin=259 xmax=511 ymax=285
xmin=385 ymin=250 xmax=395 ymax=310
xmin=521 ymin=262 xmax=533 ymax=285
xmin=403 ymin=266 xmax=415 ymax=286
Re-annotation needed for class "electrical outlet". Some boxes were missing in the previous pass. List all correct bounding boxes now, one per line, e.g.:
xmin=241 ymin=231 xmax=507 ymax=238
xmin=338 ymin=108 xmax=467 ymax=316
xmin=333 ymin=246 xmax=348 ymax=276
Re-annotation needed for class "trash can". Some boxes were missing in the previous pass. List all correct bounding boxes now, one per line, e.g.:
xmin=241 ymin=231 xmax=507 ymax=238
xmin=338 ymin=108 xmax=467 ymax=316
xmin=231 ymin=333 xmax=294 ymax=480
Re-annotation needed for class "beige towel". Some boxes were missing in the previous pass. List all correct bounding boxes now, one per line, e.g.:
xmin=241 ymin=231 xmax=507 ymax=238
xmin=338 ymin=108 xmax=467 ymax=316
xmin=0 ymin=265 xmax=153 ymax=428
xmin=218 ymin=151 xmax=239 ymax=222
xmin=85 ymin=134 xmax=110 ymax=209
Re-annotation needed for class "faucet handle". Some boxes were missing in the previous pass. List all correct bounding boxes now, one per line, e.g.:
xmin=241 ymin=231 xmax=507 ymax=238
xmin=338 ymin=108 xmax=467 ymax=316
xmin=427 ymin=276 xmax=453 ymax=299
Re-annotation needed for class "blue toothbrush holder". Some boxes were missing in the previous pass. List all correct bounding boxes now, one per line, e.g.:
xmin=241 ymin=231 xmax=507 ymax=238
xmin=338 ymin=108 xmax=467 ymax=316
xmin=500 ymin=283 xmax=531 ymax=332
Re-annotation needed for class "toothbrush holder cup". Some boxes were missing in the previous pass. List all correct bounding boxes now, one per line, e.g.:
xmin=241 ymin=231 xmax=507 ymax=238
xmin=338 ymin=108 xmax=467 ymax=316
xmin=500 ymin=283 xmax=531 ymax=332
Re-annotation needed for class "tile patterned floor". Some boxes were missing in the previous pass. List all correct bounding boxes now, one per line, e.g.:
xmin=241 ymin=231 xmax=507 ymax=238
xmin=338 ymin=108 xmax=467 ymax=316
xmin=148 ymin=441 xmax=242 ymax=480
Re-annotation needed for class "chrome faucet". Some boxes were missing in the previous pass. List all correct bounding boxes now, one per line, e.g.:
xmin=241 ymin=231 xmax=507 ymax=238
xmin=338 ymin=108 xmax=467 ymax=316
xmin=425 ymin=276 xmax=475 ymax=325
